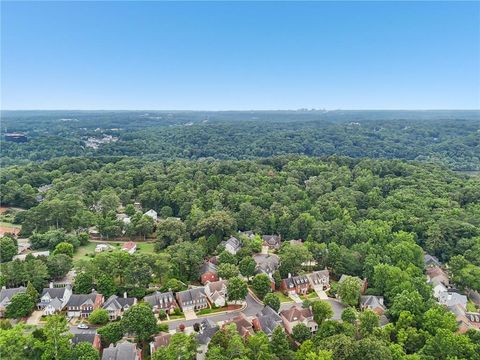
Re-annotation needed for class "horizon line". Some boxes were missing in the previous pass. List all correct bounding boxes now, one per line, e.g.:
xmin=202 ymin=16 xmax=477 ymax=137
xmin=2 ymin=109 xmax=480 ymax=112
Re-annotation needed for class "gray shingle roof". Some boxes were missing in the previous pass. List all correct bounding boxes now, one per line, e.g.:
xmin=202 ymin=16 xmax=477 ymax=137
xmin=360 ymin=295 xmax=386 ymax=310
xmin=72 ymin=333 xmax=97 ymax=345
xmin=255 ymin=306 xmax=282 ymax=336
xmin=283 ymin=275 xmax=309 ymax=288
xmin=103 ymin=295 xmax=135 ymax=310
xmin=66 ymin=293 xmax=97 ymax=307
xmin=176 ymin=287 xmax=206 ymax=306
xmin=225 ymin=237 xmax=241 ymax=251
xmin=0 ymin=287 xmax=26 ymax=306
xmin=196 ymin=319 xmax=219 ymax=345
xmin=143 ymin=291 xmax=174 ymax=308
xmin=101 ymin=341 xmax=138 ymax=360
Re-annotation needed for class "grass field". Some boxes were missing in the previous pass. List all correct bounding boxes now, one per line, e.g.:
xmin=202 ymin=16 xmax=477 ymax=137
xmin=274 ymin=291 xmax=293 ymax=303
xmin=73 ymin=240 xmax=157 ymax=263
xmin=0 ymin=221 xmax=21 ymax=228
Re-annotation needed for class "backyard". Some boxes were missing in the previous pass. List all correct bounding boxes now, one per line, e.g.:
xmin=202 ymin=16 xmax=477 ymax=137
xmin=73 ymin=240 xmax=157 ymax=264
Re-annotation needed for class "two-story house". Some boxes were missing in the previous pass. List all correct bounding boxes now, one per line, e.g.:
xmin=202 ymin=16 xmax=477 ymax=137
xmin=199 ymin=261 xmax=219 ymax=285
xmin=102 ymin=341 xmax=142 ymax=360
xmin=307 ymin=270 xmax=330 ymax=291
xmin=66 ymin=292 xmax=104 ymax=318
xmin=37 ymin=284 xmax=72 ymax=315
xmin=281 ymin=274 xmax=310 ymax=295
xmin=223 ymin=313 xmax=254 ymax=338
xmin=360 ymin=295 xmax=387 ymax=315
xmin=204 ymin=280 xmax=228 ymax=307
xmin=102 ymin=294 xmax=137 ymax=320
xmin=176 ymin=287 xmax=208 ymax=311
xmin=0 ymin=286 xmax=26 ymax=318
xmin=262 ymin=235 xmax=282 ymax=250
xmin=252 ymin=306 xmax=283 ymax=337
xmin=224 ymin=237 xmax=242 ymax=255
xmin=280 ymin=305 xmax=318 ymax=334
xmin=143 ymin=291 xmax=177 ymax=314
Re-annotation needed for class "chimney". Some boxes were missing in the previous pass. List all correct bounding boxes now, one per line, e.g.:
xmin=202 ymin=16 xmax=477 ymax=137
xmin=49 ymin=282 xmax=54 ymax=288
xmin=288 ymin=273 xmax=291 ymax=278
xmin=124 ymin=292 xmax=127 ymax=299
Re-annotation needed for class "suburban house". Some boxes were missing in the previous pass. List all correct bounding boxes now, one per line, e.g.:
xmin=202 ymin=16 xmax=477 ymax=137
xmin=72 ymin=333 xmax=101 ymax=351
xmin=223 ymin=313 xmax=254 ymax=338
xmin=280 ymin=305 xmax=318 ymax=334
xmin=204 ymin=280 xmax=228 ymax=307
xmin=144 ymin=209 xmax=158 ymax=221
xmin=116 ymin=213 xmax=131 ymax=225
xmin=122 ymin=241 xmax=137 ymax=255
xmin=150 ymin=332 xmax=171 ymax=354
xmin=102 ymin=341 xmax=142 ymax=360
xmin=176 ymin=287 xmax=208 ymax=311
xmin=438 ymin=291 xmax=468 ymax=308
xmin=360 ymin=295 xmax=387 ymax=315
xmin=252 ymin=306 xmax=283 ymax=337
xmin=196 ymin=319 xmax=219 ymax=360
xmin=95 ymin=244 xmax=111 ymax=253
xmin=37 ymin=284 xmax=72 ymax=315
xmin=424 ymin=254 xmax=442 ymax=268
xmin=281 ymin=274 xmax=310 ymax=295
xmin=224 ymin=237 xmax=242 ymax=255
xmin=307 ymin=270 xmax=330 ymax=291
xmin=288 ymin=239 xmax=303 ymax=247
xmin=102 ymin=294 xmax=137 ymax=320
xmin=199 ymin=261 xmax=219 ymax=285
xmin=262 ymin=235 xmax=282 ymax=250
xmin=253 ymin=253 xmax=280 ymax=279
xmin=0 ymin=286 xmax=26 ymax=317
xmin=426 ymin=266 xmax=450 ymax=288
xmin=66 ymin=292 xmax=104 ymax=318
xmin=143 ymin=291 xmax=177 ymax=314
xmin=448 ymin=304 xmax=480 ymax=333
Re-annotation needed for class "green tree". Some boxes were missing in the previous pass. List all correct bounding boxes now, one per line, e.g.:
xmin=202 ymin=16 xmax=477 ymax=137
xmin=278 ymin=244 xmax=312 ymax=278
xmin=292 ymin=323 xmax=311 ymax=343
xmin=263 ymin=293 xmax=281 ymax=312
xmin=47 ymin=254 xmax=73 ymax=280
xmin=341 ymin=307 xmax=357 ymax=324
xmin=218 ymin=250 xmax=237 ymax=265
xmin=337 ymin=276 xmax=361 ymax=306
xmin=193 ymin=211 xmax=236 ymax=240
xmin=155 ymin=218 xmax=187 ymax=250
xmin=26 ymin=281 xmax=39 ymax=303
xmin=422 ymin=305 xmax=457 ymax=335
xmin=88 ymin=308 xmax=109 ymax=325
xmin=227 ymin=276 xmax=248 ymax=302
xmin=239 ymin=257 xmax=256 ymax=278
xmin=0 ymin=324 xmax=40 ymax=360
xmin=97 ymin=322 xmax=124 ymax=347
xmin=0 ymin=237 xmax=17 ymax=263
xmin=42 ymin=315 xmax=73 ymax=360
xmin=252 ymin=273 xmax=272 ymax=300
xmin=358 ymin=309 xmax=379 ymax=337
xmin=167 ymin=242 xmax=205 ymax=282
xmin=53 ymin=242 xmax=74 ymax=257
xmin=72 ymin=342 xmax=100 ymax=360
xmin=5 ymin=293 xmax=34 ymax=318
xmin=151 ymin=332 xmax=198 ymax=360
xmin=217 ymin=263 xmax=240 ymax=279
xmin=74 ymin=272 xmax=95 ymax=294
xmin=270 ymin=326 xmax=294 ymax=360
xmin=246 ymin=331 xmax=274 ymax=360
xmin=311 ymin=301 xmax=333 ymax=324
xmin=96 ymin=274 xmax=117 ymax=298
xmin=121 ymin=302 xmax=158 ymax=345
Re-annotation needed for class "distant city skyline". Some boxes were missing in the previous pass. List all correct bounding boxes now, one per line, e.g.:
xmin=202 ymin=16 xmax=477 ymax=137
xmin=1 ymin=1 xmax=479 ymax=110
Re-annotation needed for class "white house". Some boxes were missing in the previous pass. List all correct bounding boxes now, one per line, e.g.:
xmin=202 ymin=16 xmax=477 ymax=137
xmin=144 ymin=209 xmax=158 ymax=221
xmin=37 ymin=284 xmax=72 ymax=316
xmin=95 ymin=244 xmax=110 ymax=253
xmin=204 ymin=280 xmax=228 ymax=307
xmin=224 ymin=237 xmax=241 ymax=255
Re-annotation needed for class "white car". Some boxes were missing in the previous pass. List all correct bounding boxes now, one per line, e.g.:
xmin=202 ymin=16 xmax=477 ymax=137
xmin=77 ymin=323 xmax=89 ymax=329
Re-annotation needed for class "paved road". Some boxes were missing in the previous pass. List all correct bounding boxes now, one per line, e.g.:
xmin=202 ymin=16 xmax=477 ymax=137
xmin=166 ymin=292 xmax=264 ymax=331
xmin=69 ymin=325 xmax=98 ymax=334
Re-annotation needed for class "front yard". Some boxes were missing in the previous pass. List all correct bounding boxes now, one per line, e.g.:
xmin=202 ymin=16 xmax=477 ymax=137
xmin=73 ymin=241 xmax=157 ymax=264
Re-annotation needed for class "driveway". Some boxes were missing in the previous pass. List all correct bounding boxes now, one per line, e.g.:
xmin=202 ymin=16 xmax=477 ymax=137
xmin=288 ymin=293 xmax=302 ymax=303
xmin=183 ymin=309 xmax=198 ymax=321
xmin=26 ymin=310 xmax=43 ymax=325
xmin=165 ymin=293 xmax=263 ymax=331
xmin=313 ymin=288 xmax=329 ymax=300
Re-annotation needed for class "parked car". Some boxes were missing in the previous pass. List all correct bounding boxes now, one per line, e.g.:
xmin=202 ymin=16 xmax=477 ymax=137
xmin=77 ymin=323 xmax=89 ymax=329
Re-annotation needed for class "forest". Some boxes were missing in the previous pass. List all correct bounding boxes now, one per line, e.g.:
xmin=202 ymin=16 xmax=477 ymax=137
xmin=1 ymin=111 xmax=480 ymax=359
xmin=1 ymin=110 xmax=479 ymax=170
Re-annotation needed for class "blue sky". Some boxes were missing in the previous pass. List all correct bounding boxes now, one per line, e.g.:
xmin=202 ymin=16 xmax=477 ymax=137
xmin=1 ymin=1 xmax=479 ymax=110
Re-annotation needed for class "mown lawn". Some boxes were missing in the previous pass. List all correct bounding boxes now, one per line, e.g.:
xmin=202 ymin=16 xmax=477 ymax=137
xmin=73 ymin=240 xmax=157 ymax=264
xmin=274 ymin=291 xmax=293 ymax=303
